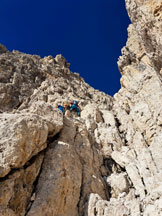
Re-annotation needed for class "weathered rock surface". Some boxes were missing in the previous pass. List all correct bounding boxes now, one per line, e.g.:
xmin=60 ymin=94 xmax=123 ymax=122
xmin=0 ymin=0 xmax=162 ymax=215
xmin=0 ymin=153 xmax=44 ymax=216
xmin=89 ymin=1 xmax=162 ymax=215
xmin=125 ymin=0 xmax=162 ymax=76
xmin=0 ymin=48 xmax=112 ymax=215
xmin=27 ymin=118 xmax=106 ymax=216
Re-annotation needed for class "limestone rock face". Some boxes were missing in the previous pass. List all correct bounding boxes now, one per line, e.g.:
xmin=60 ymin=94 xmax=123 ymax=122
xmin=125 ymin=0 xmax=162 ymax=76
xmin=27 ymin=118 xmax=106 ymax=216
xmin=0 ymin=113 xmax=48 ymax=177
xmin=0 ymin=51 xmax=46 ymax=112
xmin=0 ymin=154 xmax=44 ymax=216
xmin=0 ymin=50 xmax=112 ymax=215
xmin=0 ymin=44 xmax=8 ymax=54
xmin=0 ymin=0 xmax=162 ymax=215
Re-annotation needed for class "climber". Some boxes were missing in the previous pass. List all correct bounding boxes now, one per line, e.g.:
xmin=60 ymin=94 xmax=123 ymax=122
xmin=70 ymin=100 xmax=81 ymax=116
xmin=57 ymin=105 xmax=65 ymax=114
xmin=63 ymin=102 xmax=71 ymax=111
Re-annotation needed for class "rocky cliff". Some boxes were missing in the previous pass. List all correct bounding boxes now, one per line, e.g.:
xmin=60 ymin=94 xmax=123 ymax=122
xmin=0 ymin=0 xmax=162 ymax=215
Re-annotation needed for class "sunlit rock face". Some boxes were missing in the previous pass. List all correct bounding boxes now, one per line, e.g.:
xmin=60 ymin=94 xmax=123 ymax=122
xmin=126 ymin=0 xmax=162 ymax=76
xmin=0 ymin=0 xmax=162 ymax=215
xmin=0 ymin=48 xmax=112 ymax=216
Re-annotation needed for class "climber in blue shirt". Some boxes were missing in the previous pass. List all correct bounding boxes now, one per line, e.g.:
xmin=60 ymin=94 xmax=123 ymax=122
xmin=70 ymin=100 xmax=80 ymax=116
xmin=57 ymin=105 xmax=65 ymax=114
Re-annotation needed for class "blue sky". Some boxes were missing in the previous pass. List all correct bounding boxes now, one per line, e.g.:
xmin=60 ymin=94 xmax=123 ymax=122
xmin=0 ymin=0 xmax=130 ymax=96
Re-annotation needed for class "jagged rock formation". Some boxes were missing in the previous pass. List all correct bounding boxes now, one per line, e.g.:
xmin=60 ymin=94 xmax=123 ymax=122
xmin=0 ymin=0 xmax=162 ymax=215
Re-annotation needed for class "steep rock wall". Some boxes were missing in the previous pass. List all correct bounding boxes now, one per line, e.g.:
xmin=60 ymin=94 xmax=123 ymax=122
xmin=0 ymin=49 xmax=113 ymax=216
xmin=89 ymin=1 xmax=162 ymax=215
xmin=0 ymin=0 xmax=162 ymax=215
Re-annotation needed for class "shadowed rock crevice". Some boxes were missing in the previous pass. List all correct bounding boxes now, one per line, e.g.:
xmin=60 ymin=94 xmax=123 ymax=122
xmin=0 ymin=151 xmax=44 ymax=183
xmin=25 ymin=136 xmax=61 ymax=215
xmin=76 ymin=165 xmax=84 ymax=215
xmin=0 ymin=152 xmax=44 ymax=216
xmin=0 ymin=129 xmax=62 ymax=216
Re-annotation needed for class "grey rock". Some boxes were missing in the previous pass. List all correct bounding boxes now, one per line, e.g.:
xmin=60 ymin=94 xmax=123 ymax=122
xmin=0 ymin=44 xmax=8 ymax=54
xmin=0 ymin=0 xmax=162 ymax=215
